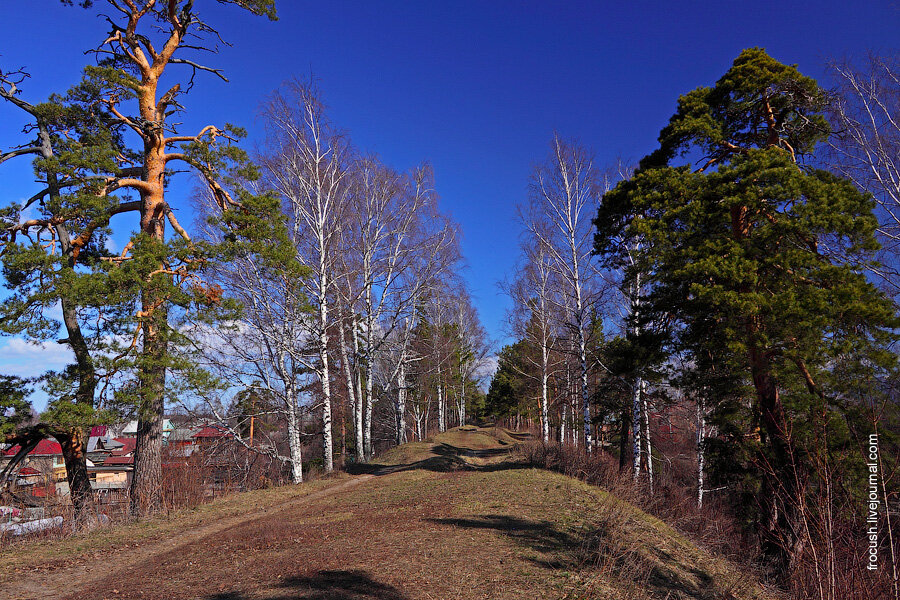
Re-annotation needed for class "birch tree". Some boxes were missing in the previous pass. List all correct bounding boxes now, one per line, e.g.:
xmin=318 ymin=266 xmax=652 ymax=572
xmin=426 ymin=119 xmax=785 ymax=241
xmin=505 ymin=238 xmax=559 ymax=443
xmin=260 ymin=79 xmax=352 ymax=474
xmin=526 ymin=134 xmax=603 ymax=451
xmin=188 ymin=213 xmax=312 ymax=484
xmin=449 ymin=290 xmax=489 ymax=428
xmin=339 ymin=158 xmax=460 ymax=458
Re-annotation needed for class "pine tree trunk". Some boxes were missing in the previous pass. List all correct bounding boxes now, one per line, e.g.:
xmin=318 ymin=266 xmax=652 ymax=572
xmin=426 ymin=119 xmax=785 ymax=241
xmin=749 ymin=343 xmax=804 ymax=577
xmin=46 ymin=130 xmax=97 ymax=521
xmin=58 ymin=428 xmax=94 ymax=521
xmin=57 ymin=284 xmax=97 ymax=519
xmin=131 ymin=60 xmax=172 ymax=517
xmin=131 ymin=300 xmax=166 ymax=516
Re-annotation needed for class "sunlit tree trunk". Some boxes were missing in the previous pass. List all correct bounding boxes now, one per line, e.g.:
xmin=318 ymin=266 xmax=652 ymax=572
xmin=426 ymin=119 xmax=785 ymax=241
xmin=317 ymin=261 xmax=335 ymax=473
xmin=396 ymin=360 xmax=408 ymax=445
xmin=437 ymin=376 xmax=445 ymax=433
xmin=286 ymin=383 xmax=304 ymax=484
xmin=363 ymin=289 xmax=375 ymax=460
xmin=351 ymin=317 xmax=365 ymax=462
xmin=642 ymin=382 xmax=653 ymax=493
xmin=697 ymin=396 xmax=706 ymax=509
xmin=632 ymin=376 xmax=642 ymax=482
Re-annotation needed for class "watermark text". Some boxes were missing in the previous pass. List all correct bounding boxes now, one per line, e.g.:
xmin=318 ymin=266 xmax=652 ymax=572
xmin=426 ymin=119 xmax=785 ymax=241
xmin=867 ymin=433 xmax=880 ymax=571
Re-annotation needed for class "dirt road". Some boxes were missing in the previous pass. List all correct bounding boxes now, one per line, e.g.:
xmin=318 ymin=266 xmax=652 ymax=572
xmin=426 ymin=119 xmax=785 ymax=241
xmin=2 ymin=428 xmax=770 ymax=600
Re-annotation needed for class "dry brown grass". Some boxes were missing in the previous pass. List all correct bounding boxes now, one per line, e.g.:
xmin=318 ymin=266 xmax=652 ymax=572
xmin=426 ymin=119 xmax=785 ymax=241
xmin=2 ymin=428 xmax=777 ymax=600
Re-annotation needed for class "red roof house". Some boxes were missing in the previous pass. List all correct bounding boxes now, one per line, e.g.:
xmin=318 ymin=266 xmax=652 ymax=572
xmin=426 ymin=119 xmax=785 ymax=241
xmin=90 ymin=425 xmax=109 ymax=437
xmin=192 ymin=425 xmax=232 ymax=440
xmin=3 ymin=439 xmax=63 ymax=457
xmin=112 ymin=437 xmax=137 ymax=456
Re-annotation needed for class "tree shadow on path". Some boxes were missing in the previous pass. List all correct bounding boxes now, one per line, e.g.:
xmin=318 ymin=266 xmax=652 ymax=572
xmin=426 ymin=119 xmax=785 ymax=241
xmin=346 ymin=441 xmax=529 ymax=476
xmin=428 ymin=515 xmax=731 ymax=600
xmin=427 ymin=514 xmax=580 ymax=569
xmin=206 ymin=569 xmax=408 ymax=600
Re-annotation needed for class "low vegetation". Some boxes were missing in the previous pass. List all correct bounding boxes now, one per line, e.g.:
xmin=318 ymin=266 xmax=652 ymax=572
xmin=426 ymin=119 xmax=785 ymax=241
xmin=2 ymin=428 xmax=777 ymax=600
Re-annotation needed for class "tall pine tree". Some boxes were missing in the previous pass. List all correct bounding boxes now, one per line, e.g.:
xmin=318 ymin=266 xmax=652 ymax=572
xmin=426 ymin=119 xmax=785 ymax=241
xmin=595 ymin=48 xmax=899 ymax=578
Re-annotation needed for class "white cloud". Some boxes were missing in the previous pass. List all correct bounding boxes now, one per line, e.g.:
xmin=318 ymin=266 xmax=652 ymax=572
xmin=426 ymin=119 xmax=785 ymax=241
xmin=44 ymin=301 xmax=64 ymax=323
xmin=0 ymin=337 xmax=74 ymax=378
xmin=18 ymin=197 xmax=40 ymax=224
xmin=472 ymin=354 xmax=499 ymax=392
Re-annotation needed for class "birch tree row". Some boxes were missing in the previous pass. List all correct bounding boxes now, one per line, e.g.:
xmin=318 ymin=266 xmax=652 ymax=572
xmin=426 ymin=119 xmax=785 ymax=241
xmin=192 ymin=79 xmax=489 ymax=477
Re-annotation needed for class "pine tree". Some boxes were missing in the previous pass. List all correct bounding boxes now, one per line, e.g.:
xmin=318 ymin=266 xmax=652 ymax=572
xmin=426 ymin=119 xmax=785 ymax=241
xmin=1 ymin=1 xmax=281 ymax=517
xmin=595 ymin=48 xmax=899 ymax=578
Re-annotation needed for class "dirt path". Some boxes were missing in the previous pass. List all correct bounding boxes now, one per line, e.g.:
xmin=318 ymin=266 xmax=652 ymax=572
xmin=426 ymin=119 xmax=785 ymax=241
xmin=3 ymin=476 xmax=374 ymax=600
xmin=2 ymin=428 xmax=772 ymax=600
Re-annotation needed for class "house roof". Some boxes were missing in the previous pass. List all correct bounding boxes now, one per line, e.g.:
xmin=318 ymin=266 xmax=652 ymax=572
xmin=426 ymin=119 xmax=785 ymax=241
xmin=87 ymin=435 xmax=125 ymax=453
xmin=168 ymin=427 xmax=195 ymax=442
xmin=111 ymin=437 xmax=137 ymax=456
xmin=122 ymin=419 xmax=174 ymax=436
xmin=192 ymin=425 xmax=231 ymax=439
xmin=3 ymin=439 xmax=63 ymax=457
xmin=17 ymin=467 xmax=41 ymax=476
xmin=102 ymin=455 xmax=134 ymax=466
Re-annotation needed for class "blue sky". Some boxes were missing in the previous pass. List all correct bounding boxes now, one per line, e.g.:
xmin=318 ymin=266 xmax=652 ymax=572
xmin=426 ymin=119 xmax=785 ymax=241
xmin=2 ymin=1 xmax=899 ymax=405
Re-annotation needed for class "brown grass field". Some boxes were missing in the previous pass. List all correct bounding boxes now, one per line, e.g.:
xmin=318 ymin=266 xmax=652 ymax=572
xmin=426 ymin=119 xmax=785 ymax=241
xmin=0 ymin=427 xmax=779 ymax=600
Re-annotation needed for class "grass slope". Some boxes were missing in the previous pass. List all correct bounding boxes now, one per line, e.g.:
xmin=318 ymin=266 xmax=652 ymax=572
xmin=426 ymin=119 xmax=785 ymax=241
xmin=1 ymin=428 xmax=776 ymax=600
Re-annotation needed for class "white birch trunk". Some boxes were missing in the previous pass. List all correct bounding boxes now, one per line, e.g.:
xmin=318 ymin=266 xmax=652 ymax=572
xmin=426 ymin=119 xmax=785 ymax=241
xmin=570 ymin=391 xmax=578 ymax=447
xmin=577 ymin=326 xmax=591 ymax=452
xmin=338 ymin=318 xmax=358 ymax=459
xmin=642 ymin=380 xmax=653 ymax=493
xmin=362 ymin=258 xmax=375 ymax=461
xmin=541 ymin=342 xmax=550 ymax=443
xmin=437 ymin=377 xmax=445 ymax=433
xmin=396 ymin=359 xmax=407 ymax=445
xmin=559 ymin=399 xmax=567 ymax=444
xmin=697 ymin=396 xmax=706 ymax=509
xmin=286 ymin=399 xmax=304 ymax=484
xmin=363 ymin=318 xmax=374 ymax=460
xmin=632 ymin=376 xmax=643 ymax=482
xmin=413 ymin=403 xmax=424 ymax=441
xmin=457 ymin=376 xmax=466 ymax=426
xmin=318 ymin=266 xmax=334 ymax=473
xmin=352 ymin=317 xmax=365 ymax=462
